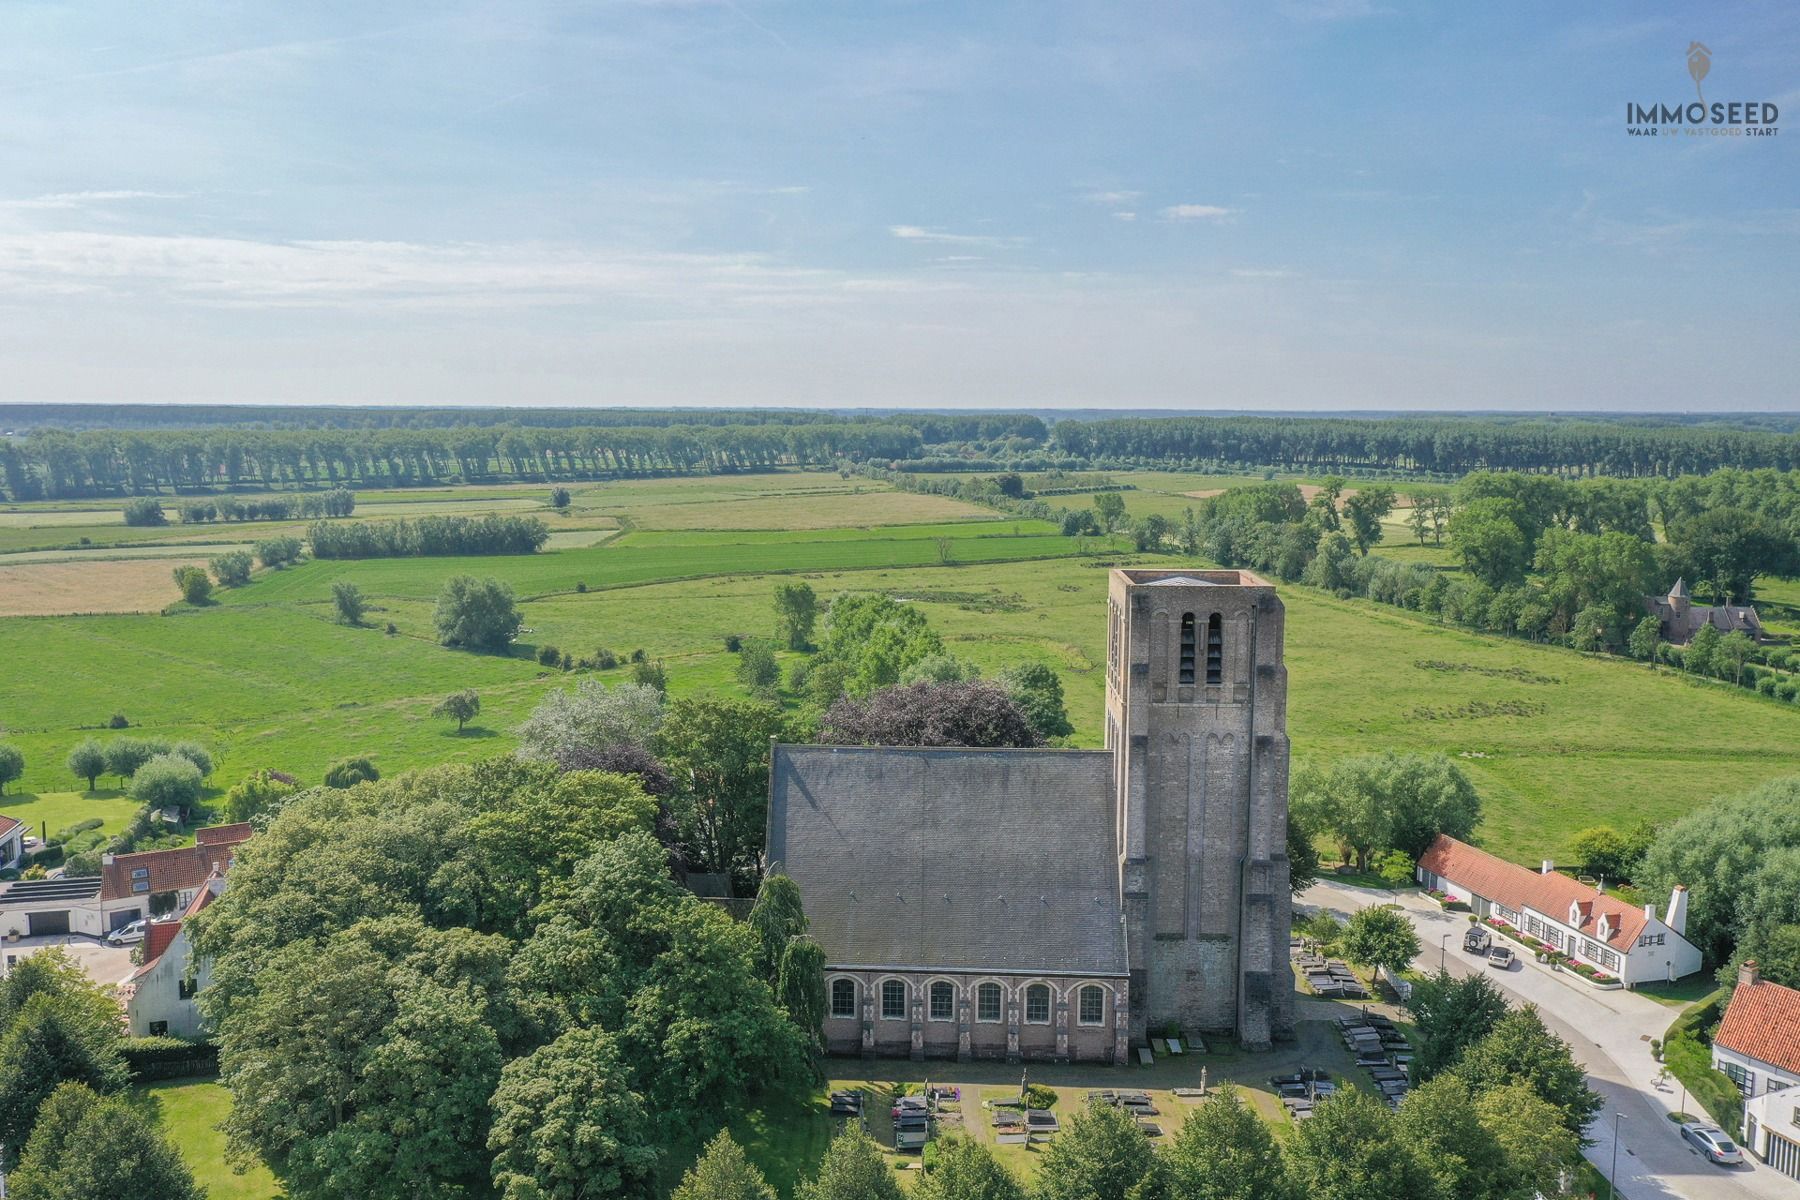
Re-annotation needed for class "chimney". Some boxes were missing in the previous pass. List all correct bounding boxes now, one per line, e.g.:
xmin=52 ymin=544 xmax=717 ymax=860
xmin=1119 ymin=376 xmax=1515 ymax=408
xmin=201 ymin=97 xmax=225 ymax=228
xmin=1666 ymin=885 xmax=1690 ymax=936
xmin=1643 ymin=902 xmax=1657 ymax=923
xmin=1541 ymin=859 xmax=1555 ymax=875
xmin=101 ymin=853 xmax=115 ymax=866
xmin=1596 ymin=879 xmax=1606 ymax=894
xmin=1739 ymin=959 xmax=1761 ymax=988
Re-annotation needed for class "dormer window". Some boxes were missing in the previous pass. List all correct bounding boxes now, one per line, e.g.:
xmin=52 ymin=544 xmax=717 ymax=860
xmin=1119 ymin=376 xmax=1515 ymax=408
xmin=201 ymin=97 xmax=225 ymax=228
xmin=1597 ymin=915 xmax=1611 ymax=940
xmin=1569 ymin=902 xmax=1582 ymax=926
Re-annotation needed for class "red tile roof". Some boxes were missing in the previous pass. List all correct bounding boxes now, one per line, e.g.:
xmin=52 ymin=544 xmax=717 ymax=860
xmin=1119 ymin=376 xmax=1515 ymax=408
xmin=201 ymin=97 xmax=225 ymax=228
xmin=1417 ymin=835 xmax=1653 ymax=954
xmin=100 ymin=826 xmax=251 ymax=902
xmin=195 ymin=823 xmax=252 ymax=847
xmin=1716 ymin=978 xmax=1800 ymax=1077
xmin=128 ymin=920 xmax=184 ymax=981
xmin=0 ymin=815 xmax=20 ymax=841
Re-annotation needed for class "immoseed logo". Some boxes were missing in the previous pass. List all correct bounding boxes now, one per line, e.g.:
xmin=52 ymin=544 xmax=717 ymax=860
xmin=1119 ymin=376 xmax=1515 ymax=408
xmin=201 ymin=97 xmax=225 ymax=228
xmin=1627 ymin=42 xmax=1779 ymax=138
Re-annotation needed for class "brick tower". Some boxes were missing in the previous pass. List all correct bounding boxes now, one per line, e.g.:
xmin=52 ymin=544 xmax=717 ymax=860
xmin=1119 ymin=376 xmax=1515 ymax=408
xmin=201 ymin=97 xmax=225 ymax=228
xmin=1103 ymin=568 xmax=1293 ymax=1050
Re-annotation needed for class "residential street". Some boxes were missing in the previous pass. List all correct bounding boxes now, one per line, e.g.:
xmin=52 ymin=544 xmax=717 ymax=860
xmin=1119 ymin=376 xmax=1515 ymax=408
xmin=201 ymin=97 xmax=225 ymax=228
xmin=1301 ymin=880 xmax=1794 ymax=1200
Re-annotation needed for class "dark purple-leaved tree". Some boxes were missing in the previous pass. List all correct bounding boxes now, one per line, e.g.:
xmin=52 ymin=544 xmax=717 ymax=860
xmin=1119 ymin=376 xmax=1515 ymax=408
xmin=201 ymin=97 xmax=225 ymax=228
xmin=820 ymin=680 xmax=1042 ymax=749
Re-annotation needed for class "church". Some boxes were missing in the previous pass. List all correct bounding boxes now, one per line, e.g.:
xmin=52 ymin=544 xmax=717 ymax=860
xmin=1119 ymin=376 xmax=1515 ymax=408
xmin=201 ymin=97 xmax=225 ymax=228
xmin=765 ymin=568 xmax=1294 ymax=1063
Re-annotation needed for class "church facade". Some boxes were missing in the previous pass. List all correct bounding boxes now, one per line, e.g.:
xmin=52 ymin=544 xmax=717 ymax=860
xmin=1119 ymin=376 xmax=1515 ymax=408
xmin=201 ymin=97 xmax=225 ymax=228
xmin=765 ymin=568 xmax=1293 ymax=1063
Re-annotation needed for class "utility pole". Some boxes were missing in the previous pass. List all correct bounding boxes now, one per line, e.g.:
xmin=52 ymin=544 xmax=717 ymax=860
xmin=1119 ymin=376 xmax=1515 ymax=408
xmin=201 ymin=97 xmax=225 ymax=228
xmin=1608 ymin=1111 xmax=1627 ymax=1200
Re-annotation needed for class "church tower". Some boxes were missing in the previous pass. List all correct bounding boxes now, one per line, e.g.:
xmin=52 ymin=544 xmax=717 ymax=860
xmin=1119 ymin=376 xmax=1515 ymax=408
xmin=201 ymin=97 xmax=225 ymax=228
xmin=1103 ymin=568 xmax=1293 ymax=1049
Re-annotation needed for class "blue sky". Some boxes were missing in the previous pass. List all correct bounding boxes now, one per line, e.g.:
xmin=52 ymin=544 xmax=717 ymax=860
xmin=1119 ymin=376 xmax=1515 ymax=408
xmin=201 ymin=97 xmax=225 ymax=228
xmin=0 ymin=1 xmax=1794 ymax=410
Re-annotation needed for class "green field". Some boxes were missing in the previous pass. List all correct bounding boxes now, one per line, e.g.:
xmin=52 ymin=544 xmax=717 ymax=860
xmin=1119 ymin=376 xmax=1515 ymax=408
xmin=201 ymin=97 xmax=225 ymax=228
xmin=0 ymin=473 xmax=1796 ymax=863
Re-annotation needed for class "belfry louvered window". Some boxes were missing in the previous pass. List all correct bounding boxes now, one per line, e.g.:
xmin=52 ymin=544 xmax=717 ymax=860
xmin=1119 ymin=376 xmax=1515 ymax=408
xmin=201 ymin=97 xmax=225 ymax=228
xmin=1178 ymin=614 xmax=1196 ymax=684
xmin=1205 ymin=613 xmax=1223 ymax=684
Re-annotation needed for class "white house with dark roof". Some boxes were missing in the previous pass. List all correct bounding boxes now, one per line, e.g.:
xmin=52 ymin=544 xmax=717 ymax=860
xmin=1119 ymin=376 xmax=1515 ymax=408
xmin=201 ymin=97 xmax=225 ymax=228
xmin=1416 ymin=835 xmax=1701 ymax=986
xmin=768 ymin=569 xmax=1295 ymax=1063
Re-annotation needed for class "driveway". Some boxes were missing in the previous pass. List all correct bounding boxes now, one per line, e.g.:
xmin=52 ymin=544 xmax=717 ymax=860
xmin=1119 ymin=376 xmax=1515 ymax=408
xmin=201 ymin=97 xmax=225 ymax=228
xmin=1302 ymin=880 xmax=1788 ymax=1200
xmin=1 ymin=933 xmax=136 ymax=987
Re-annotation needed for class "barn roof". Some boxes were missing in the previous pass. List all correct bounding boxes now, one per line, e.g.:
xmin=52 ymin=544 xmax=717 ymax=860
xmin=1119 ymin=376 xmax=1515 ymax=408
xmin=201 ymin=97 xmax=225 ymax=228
xmin=767 ymin=744 xmax=1126 ymax=977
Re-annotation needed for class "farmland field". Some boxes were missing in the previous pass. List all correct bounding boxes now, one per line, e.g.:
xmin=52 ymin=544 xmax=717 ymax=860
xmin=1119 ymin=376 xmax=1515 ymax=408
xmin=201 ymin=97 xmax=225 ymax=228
xmin=0 ymin=555 xmax=214 ymax=616
xmin=0 ymin=469 xmax=1795 ymax=864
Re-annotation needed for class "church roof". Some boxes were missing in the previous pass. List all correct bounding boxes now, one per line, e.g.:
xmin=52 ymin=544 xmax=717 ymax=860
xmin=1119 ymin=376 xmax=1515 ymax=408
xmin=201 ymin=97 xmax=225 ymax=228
xmin=1669 ymin=577 xmax=1690 ymax=600
xmin=767 ymin=744 xmax=1127 ymax=977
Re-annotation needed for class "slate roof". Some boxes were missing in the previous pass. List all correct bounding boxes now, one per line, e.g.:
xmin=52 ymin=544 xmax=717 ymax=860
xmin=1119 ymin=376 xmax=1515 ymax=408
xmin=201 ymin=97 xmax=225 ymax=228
xmin=1418 ymin=835 xmax=1663 ymax=954
xmin=1643 ymin=580 xmax=1763 ymax=645
xmin=100 ymin=826 xmax=251 ymax=902
xmin=767 ymin=744 xmax=1127 ymax=977
xmin=1715 ymin=978 xmax=1800 ymax=1077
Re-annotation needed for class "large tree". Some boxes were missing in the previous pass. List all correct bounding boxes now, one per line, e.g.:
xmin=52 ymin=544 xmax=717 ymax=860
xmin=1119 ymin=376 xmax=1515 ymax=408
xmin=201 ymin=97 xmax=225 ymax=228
xmin=1450 ymin=497 xmax=1532 ymax=589
xmin=126 ymin=753 xmax=204 ymax=820
xmin=1450 ymin=1006 xmax=1601 ymax=1139
xmin=1163 ymin=1085 xmax=1292 ymax=1200
xmin=1033 ymin=1101 xmax=1163 ymax=1200
xmin=997 ymin=662 xmax=1074 ymax=739
xmin=1339 ymin=904 xmax=1420 ymax=980
xmin=747 ymin=873 xmax=808 ymax=982
xmin=8 ymin=1083 xmax=203 ymax=1200
xmin=674 ymin=1131 xmax=777 ymax=1200
xmin=657 ymin=696 xmax=786 ymax=886
xmin=433 ymin=575 xmax=523 ymax=651
xmin=1342 ymin=486 xmax=1396 ymax=556
xmin=773 ymin=582 xmax=818 ymax=651
xmin=1405 ymin=969 xmax=1509 ymax=1083
xmin=488 ymin=1027 xmax=659 ymax=1200
xmin=514 ymin=679 xmax=665 ymax=763
xmin=1393 ymin=1075 xmax=1508 ymax=1200
xmin=65 ymin=739 xmax=105 ymax=792
xmin=914 ymin=1137 xmax=1024 ymax=1200
xmin=1290 ymin=752 xmax=1481 ymax=870
xmin=0 ymin=993 xmax=129 ymax=1162
xmin=798 ymin=1129 xmax=904 ymax=1200
xmin=0 ymin=745 xmax=24 ymax=796
xmin=433 ymin=688 xmax=481 ymax=733
xmin=1283 ymin=1090 xmax=1440 ymax=1200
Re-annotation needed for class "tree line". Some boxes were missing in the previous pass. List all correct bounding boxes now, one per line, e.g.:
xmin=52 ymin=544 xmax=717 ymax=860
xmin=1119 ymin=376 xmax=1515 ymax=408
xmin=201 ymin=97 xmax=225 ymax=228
xmin=307 ymin=514 xmax=550 ymax=558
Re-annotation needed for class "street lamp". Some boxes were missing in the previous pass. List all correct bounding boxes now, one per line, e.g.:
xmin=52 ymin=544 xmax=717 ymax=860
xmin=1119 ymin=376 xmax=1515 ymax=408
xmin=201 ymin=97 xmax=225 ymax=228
xmin=1608 ymin=1111 xmax=1627 ymax=1200
xmin=1439 ymin=932 xmax=1451 ymax=972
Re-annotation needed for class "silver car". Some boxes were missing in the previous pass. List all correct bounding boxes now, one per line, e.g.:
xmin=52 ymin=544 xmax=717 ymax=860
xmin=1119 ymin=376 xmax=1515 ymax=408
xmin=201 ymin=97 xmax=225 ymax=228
xmin=106 ymin=918 xmax=147 ymax=946
xmin=1681 ymin=1124 xmax=1744 ymax=1165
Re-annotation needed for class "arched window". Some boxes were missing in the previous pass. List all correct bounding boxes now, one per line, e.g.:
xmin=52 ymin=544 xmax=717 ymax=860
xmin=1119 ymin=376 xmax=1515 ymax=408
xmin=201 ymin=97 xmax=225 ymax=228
xmin=1178 ymin=613 xmax=1196 ymax=684
xmin=881 ymin=979 xmax=907 ymax=1020
xmin=929 ymin=981 xmax=954 ymax=1021
xmin=830 ymin=978 xmax=857 ymax=1018
xmin=1078 ymin=985 xmax=1106 ymax=1026
xmin=976 ymin=982 xmax=1003 ymax=1022
xmin=1024 ymin=983 xmax=1051 ymax=1024
xmin=1205 ymin=613 xmax=1223 ymax=684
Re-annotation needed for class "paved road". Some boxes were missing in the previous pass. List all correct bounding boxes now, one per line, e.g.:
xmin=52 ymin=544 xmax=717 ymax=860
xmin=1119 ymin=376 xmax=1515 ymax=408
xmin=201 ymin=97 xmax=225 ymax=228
xmin=1301 ymin=880 xmax=1793 ymax=1200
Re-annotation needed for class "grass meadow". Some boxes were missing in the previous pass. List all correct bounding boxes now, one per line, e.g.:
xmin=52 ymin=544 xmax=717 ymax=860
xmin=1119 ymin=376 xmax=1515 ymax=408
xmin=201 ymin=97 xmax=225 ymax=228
xmin=0 ymin=469 xmax=1796 ymax=864
xmin=135 ymin=1080 xmax=282 ymax=1200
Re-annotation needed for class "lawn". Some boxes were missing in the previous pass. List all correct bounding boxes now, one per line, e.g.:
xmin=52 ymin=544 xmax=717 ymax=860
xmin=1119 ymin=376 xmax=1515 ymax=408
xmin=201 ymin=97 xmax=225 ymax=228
xmin=0 ymin=789 xmax=142 ymax=839
xmin=136 ymin=1079 xmax=282 ymax=1200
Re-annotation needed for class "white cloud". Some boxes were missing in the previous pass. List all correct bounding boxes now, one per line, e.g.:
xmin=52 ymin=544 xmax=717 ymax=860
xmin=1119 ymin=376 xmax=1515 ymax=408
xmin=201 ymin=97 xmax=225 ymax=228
xmin=889 ymin=224 xmax=1022 ymax=248
xmin=0 ymin=190 xmax=187 ymax=210
xmin=1161 ymin=204 xmax=1233 ymax=221
xmin=1112 ymin=211 xmax=1137 ymax=222
xmin=1082 ymin=189 xmax=1141 ymax=205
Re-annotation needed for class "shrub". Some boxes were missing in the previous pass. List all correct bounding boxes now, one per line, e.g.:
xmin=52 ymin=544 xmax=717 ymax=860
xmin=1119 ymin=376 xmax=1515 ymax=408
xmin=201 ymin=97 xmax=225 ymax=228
xmin=171 ymin=566 xmax=211 ymax=605
xmin=331 ymin=581 xmax=366 ymax=626
xmin=307 ymin=515 xmax=548 ymax=558
xmin=575 ymin=581 xmax=588 ymax=594
xmin=631 ymin=658 xmax=667 ymax=694
xmin=123 ymin=497 xmax=167 ymax=526
xmin=119 ymin=1036 xmax=219 ymax=1082
xmin=209 ymin=551 xmax=253 ymax=588
xmin=537 ymin=644 xmax=562 ymax=668
xmin=323 ymin=756 xmax=379 ymax=789
xmin=254 ymin=535 xmax=303 ymax=569
xmin=723 ymin=634 xmax=743 ymax=653
xmin=0 ymin=744 xmax=23 ymax=795
xmin=592 ymin=648 xmax=618 ymax=670
xmin=108 ymin=713 xmax=130 ymax=729
xmin=433 ymin=576 xmax=522 ymax=651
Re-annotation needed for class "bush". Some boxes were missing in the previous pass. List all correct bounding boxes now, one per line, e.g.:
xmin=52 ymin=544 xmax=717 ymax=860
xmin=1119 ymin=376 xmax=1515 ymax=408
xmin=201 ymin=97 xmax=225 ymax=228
xmin=433 ymin=576 xmax=522 ymax=651
xmin=171 ymin=566 xmax=211 ymax=605
xmin=631 ymin=658 xmax=667 ymax=694
xmin=575 ymin=581 xmax=588 ymax=594
xmin=332 ymin=581 xmax=366 ymax=626
xmin=323 ymin=756 xmax=379 ymax=789
xmin=537 ymin=644 xmax=562 ymax=668
xmin=592 ymin=648 xmax=619 ymax=670
xmin=307 ymin=515 xmax=548 ymax=558
xmin=254 ymin=535 xmax=303 ymax=569
xmin=119 ymin=1036 xmax=219 ymax=1082
xmin=129 ymin=753 xmax=204 ymax=818
xmin=210 ymin=551 xmax=254 ymax=588
xmin=1023 ymin=1083 xmax=1057 ymax=1109
xmin=123 ymin=497 xmax=167 ymax=526
xmin=723 ymin=634 xmax=743 ymax=653
xmin=109 ymin=713 xmax=130 ymax=729
xmin=1663 ymin=990 xmax=1742 ymax=1130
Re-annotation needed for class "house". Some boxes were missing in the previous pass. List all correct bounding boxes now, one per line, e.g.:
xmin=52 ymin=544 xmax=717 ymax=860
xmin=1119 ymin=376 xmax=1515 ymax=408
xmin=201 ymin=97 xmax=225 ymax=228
xmin=767 ymin=569 xmax=1294 ymax=1063
xmin=1713 ymin=960 xmax=1800 ymax=1179
xmin=121 ymin=868 xmax=225 ymax=1038
xmin=0 ymin=822 xmax=251 ymax=939
xmin=1416 ymin=835 xmax=1701 ymax=986
xmin=0 ymin=816 xmax=24 ymax=871
xmin=1643 ymin=578 xmax=1763 ymax=645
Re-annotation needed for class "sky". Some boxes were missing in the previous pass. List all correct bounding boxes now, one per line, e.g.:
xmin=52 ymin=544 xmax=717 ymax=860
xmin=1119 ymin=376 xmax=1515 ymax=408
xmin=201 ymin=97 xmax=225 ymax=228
xmin=0 ymin=1 xmax=1795 ymax=412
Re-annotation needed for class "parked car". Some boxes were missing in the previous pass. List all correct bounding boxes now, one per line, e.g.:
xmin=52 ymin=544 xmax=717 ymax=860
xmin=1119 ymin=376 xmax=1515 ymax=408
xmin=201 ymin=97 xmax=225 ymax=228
xmin=1463 ymin=927 xmax=1491 ymax=954
xmin=1487 ymin=945 xmax=1515 ymax=970
xmin=106 ymin=919 xmax=148 ymax=946
xmin=1681 ymin=1124 xmax=1744 ymax=1165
